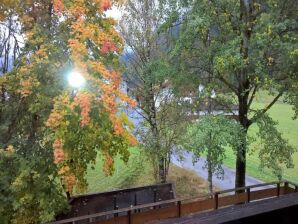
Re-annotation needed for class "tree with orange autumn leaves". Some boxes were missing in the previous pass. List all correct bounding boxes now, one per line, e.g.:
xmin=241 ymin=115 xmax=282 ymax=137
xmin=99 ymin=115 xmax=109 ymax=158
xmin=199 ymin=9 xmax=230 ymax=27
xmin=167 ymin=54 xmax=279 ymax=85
xmin=0 ymin=0 xmax=136 ymax=222
xmin=48 ymin=0 xmax=137 ymax=195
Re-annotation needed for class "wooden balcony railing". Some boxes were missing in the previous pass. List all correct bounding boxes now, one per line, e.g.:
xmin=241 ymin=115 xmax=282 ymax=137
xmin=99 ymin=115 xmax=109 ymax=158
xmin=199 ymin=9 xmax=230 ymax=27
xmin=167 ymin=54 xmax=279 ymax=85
xmin=48 ymin=180 xmax=298 ymax=224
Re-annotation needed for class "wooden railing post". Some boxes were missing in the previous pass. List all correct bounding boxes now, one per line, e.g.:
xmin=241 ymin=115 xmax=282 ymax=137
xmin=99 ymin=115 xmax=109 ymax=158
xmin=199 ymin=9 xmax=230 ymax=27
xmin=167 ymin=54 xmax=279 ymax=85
xmin=128 ymin=210 xmax=131 ymax=224
xmin=88 ymin=212 xmax=93 ymax=222
xmin=134 ymin=193 xmax=138 ymax=213
xmin=178 ymin=201 xmax=182 ymax=217
xmin=277 ymin=183 xmax=280 ymax=197
xmin=113 ymin=195 xmax=118 ymax=217
xmin=153 ymin=188 xmax=157 ymax=209
xmin=134 ymin=193 xmax=137 ymax=206
xmin=284 ymin=181 xmax=289 ymax=194
xmin=295 ymin=186 xmax=298 ymax=193
xmin=214 ymin=193 xmax=219 ymax=210
xmin=246 ymin=188 xmax=250 ymax=203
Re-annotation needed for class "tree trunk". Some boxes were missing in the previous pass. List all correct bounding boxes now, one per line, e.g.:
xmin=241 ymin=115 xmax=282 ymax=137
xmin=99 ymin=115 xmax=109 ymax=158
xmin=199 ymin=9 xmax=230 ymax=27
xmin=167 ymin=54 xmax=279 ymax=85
xmin=159 ymin=157 xmax=166 ymax=183
xmin=235 ymin=0 xmax=252 ymax=189
xmin=207 ymin=152 xmax=213 ymax=194
xmin=148 ymin=85 xmax=166 ymax=183
xmin=235 ymin=94 xmax=250 ymax=189
xmin=235 ymin=133 xmax=247 ymax=188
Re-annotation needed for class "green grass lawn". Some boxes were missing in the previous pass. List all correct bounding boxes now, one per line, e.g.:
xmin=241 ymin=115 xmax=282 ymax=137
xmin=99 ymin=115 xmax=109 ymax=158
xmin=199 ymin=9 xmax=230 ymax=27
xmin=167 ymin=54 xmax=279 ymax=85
xmin=85 ymin=147 xmax=211 ymax=196
xmin=85 ymin=147 xmax=155 ymax=193
xmin=223 ymin=98 xmax=298 ymax=183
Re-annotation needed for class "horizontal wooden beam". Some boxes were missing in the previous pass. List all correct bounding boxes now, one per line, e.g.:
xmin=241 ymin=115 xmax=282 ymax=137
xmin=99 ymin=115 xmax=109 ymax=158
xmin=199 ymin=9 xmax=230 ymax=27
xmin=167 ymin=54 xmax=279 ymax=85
xmin=217 ymin=181 xmax=279 ymax=194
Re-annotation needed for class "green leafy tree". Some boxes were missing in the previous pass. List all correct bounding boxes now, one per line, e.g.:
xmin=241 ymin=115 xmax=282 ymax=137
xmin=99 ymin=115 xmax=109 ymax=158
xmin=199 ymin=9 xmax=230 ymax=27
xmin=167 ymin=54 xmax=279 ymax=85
xmin=183 ymin=115 xmax=243 ymax=193
xmin=119 ymin=0 xmax=189 ymax=183
xmin=257 ymin=113 xmax=296 ymax=180
xmin=0 ymin=149 xmax=68 ymax=224
xmin=0 ymin=1 xmax=70 ymax=222
xmin=164 ymin=0 xmax=297 ymax=188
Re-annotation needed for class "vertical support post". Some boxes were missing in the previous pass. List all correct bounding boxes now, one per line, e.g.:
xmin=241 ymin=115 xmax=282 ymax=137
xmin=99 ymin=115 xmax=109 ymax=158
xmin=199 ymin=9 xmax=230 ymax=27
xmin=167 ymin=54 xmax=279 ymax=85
xmin=113 ymin=195 xmax=118 ymax=217
xmin=170 ymin=189 xmax=174 ymax=198
xmin=246 ymin=188 xmax=250 ymax=203
xmin=88 ymin=211 xmax=93 ymax=222
xmin=214 ymin=193 xmax=219 ymax=210
xmin=178 ymin=201 xmax=182 ymax=217
xmin=134 ymin=193 xmax=138 ymax=213
xmin=277 ymin=183 xmax=280 ymax=197
xmin=295 ymin=186 xmax=298 ymax=193
xmin=284 ymin=182 xmax=289 ymax=194
xmin=153 ymin=188 xmax=157 ymax=209
xmin=128 ymin=210 xmax=132 ymax=224
xmin=134 ymin=193 xmax=137 ymax=206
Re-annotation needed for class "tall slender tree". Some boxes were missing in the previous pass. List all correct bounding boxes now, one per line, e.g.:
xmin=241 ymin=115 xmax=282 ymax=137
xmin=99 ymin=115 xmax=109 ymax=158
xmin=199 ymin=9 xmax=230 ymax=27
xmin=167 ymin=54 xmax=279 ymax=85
xmin=119 ymin=0 xmax=188 ymax=183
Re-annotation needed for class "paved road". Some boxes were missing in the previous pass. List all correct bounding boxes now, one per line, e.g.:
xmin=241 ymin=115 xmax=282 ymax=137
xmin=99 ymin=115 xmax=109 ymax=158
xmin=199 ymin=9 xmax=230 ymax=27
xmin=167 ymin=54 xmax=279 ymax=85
xmin=126 ymin=108 xmax=268 ymax=190
xmin=172 ymin=151 xmax=265 ymax=190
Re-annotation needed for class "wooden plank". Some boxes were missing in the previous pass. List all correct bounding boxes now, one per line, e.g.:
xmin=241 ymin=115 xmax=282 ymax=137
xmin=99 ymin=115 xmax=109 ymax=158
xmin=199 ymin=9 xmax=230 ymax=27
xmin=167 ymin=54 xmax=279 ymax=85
xmin=96 ymin=216 xmax=127 ymax=224
xmin=218 ymin=192 xmax=247 ymax=207
xmin=218 ymin=181 xmax=278 ymax=194
xmin=71 ymin=183 xmax=173 ymax=199
xmin=280 ymin=186 xmax=285 ymax=195
xmin=250 ymin=188 xmax=277 ymax=201
xmin=131 ymin=205 xmax=178 ymax=224
xmin=181 ymin=198 xmax=214 ymax=215
xmin=280 ymin=186 xmax=294 ymax=195
xmin=285 ymin=187 xmax=295 ymax=194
